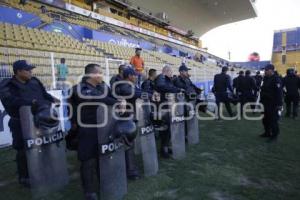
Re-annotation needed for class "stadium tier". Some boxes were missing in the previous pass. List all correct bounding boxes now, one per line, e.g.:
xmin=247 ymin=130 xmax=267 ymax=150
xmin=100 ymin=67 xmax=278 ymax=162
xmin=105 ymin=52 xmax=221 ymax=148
xmin=271 ymin=28 xmax=300 ymax=75
xmin=0 ymin=1 xmax=245 ymax=92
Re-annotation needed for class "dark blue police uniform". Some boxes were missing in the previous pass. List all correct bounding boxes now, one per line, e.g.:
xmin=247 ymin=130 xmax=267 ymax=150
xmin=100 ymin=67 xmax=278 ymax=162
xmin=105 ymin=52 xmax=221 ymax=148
xmin=141 ymin=78 xmax=155 ymax=95
xmin=0 ymin=60 xmax=54 ymax=183
xmin=70 ymin=78 xmax=118 ymax=193
xmin=240 ymin=73 xmax=257 ymax=111
xmin=260 ymin=65 xmax=283 ymax=139
xmin=154 ymin=73 xmax=182 ymax=157
xmin=213 ymin=68 xmax=234 ymax=117
xmin=114 ymin=67 xmax=142 ymax=179
xmin=282 ymin=70 xmax=300 ymax=118
xmin=110 ymin=74 xmax=123 ymax=88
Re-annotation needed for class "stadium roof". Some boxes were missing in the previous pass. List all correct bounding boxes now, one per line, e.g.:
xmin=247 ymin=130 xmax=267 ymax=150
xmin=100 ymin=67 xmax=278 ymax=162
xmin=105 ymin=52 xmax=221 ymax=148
xmin=127 ymin=0 xmax=257 ymax=37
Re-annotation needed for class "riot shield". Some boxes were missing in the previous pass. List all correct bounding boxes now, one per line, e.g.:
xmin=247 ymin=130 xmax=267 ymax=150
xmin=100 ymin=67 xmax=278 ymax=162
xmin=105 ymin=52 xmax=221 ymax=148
xmin=136 ymin=99 xmax=159 ymax=176
xmin=167 ymin=93 xmax=186 ymax=160
xmin=97 ymin=105 xmax=127 ymax=200
xmin=133 ymin=131 xmax=142 ymax=155
xmin=185 ymin=100 xmax=199 ymax=145
xmin=19 ymin=106 xmax=69 ymax=196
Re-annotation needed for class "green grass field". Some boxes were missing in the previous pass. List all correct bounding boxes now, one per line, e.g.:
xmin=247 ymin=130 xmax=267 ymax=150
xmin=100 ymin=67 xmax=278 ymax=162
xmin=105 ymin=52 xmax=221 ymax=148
xmin=0 ymin=115 xmax=300 ymax=200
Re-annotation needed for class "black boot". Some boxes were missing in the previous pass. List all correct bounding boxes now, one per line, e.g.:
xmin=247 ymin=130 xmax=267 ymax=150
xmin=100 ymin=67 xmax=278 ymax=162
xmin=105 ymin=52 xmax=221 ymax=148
xmin=125 ymin=148 xmax=140 ymax=180
xmin=18 ymin=177 xmax=30 ymax=188
xmin=16 ymin=150 xmax=30 ymax=187
xmin=84 ymin=193 xmax=98 ymax=200
xmin=259 ymin=132 xmax=271 ymax=138
xmin=160 ymin=146 xmax=170 ymax=159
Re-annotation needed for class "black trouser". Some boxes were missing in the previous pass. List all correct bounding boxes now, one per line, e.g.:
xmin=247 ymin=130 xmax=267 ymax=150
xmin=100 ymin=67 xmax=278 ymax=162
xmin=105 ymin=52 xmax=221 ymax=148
xmin=285 ymin=95 xmax=299 ymax=117
xmin=80 ymin=158 xmax=99 ymax=194
xmin=262 ymin=106 xmax=280 ymax=137
xmin=9 ymin=119 xmax=29 ymax=180
xmin=215 ymin=92 xmax=233 ymax=117
xmin=16 ymin=149 xmax=29 ymax=180
xmin=216 ymin=101 xmax=233 ymax=117
xmin=125 ymin=147 xmax=139 ymax=177
xmin=160 ymin=127 xmax=170 ymax=152
xmin=240 ymin=93 xmax=256 ymax=113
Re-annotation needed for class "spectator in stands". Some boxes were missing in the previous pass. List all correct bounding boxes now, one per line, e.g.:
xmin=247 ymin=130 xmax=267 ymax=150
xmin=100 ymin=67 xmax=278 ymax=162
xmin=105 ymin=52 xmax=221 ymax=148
xmin=40 ymin=5 xmax=47 ymax=14
xmin=19 ymin=0 xmax=27 ymax=6
xmin=55 ymin=58 xmax=68 ymax=89
xmin=130 ymin=48 xmax=145 ymax=87
xmin=200 ymin=54 xmax=204 ymax=63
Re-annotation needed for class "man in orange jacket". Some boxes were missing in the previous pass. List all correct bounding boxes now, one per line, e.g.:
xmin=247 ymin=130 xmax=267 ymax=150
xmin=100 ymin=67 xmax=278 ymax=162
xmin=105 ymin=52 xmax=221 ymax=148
xmin=130 ymin=48 xmax=145 ymax=86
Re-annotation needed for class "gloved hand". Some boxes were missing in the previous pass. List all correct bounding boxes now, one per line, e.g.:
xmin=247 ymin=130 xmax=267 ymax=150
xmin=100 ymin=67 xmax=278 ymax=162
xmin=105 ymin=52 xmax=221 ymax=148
xmin=115 ymin=120 xmax=137 ymax=146
xmin=179 ymin=88 xmax=185 ymax=93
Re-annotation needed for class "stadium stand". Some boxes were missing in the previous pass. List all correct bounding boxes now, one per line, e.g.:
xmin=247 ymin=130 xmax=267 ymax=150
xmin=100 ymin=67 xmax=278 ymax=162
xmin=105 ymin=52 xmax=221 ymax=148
xmin=0 ymin=22 xmax=105 ymax=88
xmin=271 ymin=27 xmax=300 ymax=75
xmin=0 ymin=0 xmax=243 ymax=93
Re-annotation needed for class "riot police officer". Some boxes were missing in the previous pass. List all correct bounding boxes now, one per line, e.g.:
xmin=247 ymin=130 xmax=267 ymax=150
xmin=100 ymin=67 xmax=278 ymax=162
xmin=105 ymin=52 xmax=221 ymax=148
xmin=110 ymin=64 xmax=127 ymax=87
xmin=260 ymin=64 xmax=283 ymax=141
xmin=240 ymin=70 xmax=257 ymax=112
xmin=154 ymin=65 xmax=183 ymax=158
xmin=212 ymin=67 xmax=234 ymax=118
xmin=70 ymin=64 xmax=119 ymax=199
xmin=283 ymin=68 xmax=300 ymax=118
xmin=253 ymin=71 xmax=263 ymax=98
xmin=0 ymin=60 xmax=58 ymax=186
xmin=115 ymin=67 xmax=142 ymax=180
xmin=233 ymin=71 xmax=245 ymax=105
xmin=141 ymin=68 xmax=157 ymax=95
xmin=173 ymin=64 xmax=202 ymax=97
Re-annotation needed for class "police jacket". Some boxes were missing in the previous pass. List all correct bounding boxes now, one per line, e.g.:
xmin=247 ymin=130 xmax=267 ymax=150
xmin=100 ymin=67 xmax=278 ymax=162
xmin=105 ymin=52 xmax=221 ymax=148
xmin=254 ymin=75 xmax=263 ymax=90
xmin=141 ymin=79 xmax=155 ymax=95
xmin=173 ymin=75 xmax=201 ymax=100
xmin=154 ymin=74 xmax=181 ymax=101
xmin=115 ymin=80 xmax=142 ymax=105
xmin=241 ymin=75 xmax=257 ymax=95
xmin=283 ymin=74 xmax=300 ymax=96
xmin=110 ymin=74 xmax=122 ymax=88
xmin=213 ymin=73 xmax=233 ymax=94
xmin=260 ymin=74 xmax=283 ymax=107
xmin=0 ymin=76 xmax=54 ymax=119
xmin=69 ymin=79 xmax=118 ymax=125
xmin=233 ymin=75 xmax=244 ymax=94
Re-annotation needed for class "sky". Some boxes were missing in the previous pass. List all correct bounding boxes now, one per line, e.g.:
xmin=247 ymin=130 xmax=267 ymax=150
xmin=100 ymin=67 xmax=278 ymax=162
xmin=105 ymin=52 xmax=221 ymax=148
xmin=200 ymin=0 xmax=300 ymax=62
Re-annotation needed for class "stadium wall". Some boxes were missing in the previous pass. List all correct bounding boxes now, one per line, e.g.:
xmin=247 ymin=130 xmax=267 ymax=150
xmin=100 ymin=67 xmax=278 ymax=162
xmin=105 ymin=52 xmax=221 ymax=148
xmin=231 ymin=61 xmax=271 ymax=70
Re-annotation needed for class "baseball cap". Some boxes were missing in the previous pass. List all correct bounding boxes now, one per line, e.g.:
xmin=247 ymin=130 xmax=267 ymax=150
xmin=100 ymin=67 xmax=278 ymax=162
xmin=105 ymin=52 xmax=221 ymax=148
xmin=13 ymin=60 xmax=35 ymax=71
xmin=179 ymin=64 xmax=191 ymax=72
xmin=264 ymin=64 xmax=275 ymax=71
xmin=222 ymin=66 xmax=229 ymax=72
xmin=123 ymin=67 xmax=137 ymax=78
